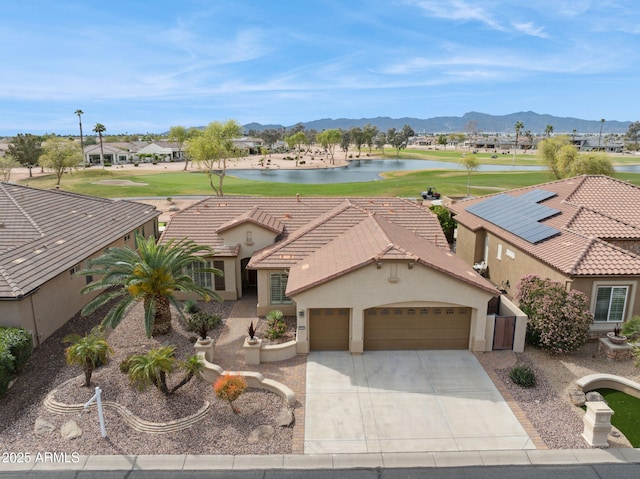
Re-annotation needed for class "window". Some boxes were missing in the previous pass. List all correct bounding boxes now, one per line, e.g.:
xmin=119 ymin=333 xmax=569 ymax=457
xmin=213 ymin=260 xmax=225 ymax=291
xmin=594 ymin=286 xmax=628 ymax=322
xmin=69 ymin=264 xmax=80 ymax=275
xmin=270 ymin=272 xmax=292 ymax=305
xmin=496 ymin=244 xmax=502 ymax=260
xmin=185 ymin=261 xmax=212 ymax=289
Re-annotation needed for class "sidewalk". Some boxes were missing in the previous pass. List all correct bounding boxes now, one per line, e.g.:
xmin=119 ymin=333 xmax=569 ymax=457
xmin=5 ymin=448 xmax=640 ymax=472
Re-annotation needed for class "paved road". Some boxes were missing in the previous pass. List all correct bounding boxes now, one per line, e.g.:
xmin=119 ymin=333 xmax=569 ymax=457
xmin=2 ymin=464 xmax=639 ymax=479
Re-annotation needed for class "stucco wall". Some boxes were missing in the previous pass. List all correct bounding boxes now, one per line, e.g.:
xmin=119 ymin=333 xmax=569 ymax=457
xmin=291 ymin=261 xmax=496 ymax=353
xmin=256 ymin=269 xmax=296 ymax=316
xmin=218 ymin=224 xmax=278 ymax=260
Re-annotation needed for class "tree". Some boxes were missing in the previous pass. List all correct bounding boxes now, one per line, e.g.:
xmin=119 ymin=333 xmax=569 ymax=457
xmin=437 ymin=134 xmax=448 ymax=147
xmin=448 ymin=133 xmax=466 ymax=150
xmin=64 ymin=331 xmax=113 ymax=387
xmin=316 ymin=129 xmax=341 ymax=164
xmin=598 ymin=118 xmax=605 ymax=150
xmin=38 ymin=136 xmax=83 ymax=186
xmin=340 ymin=129 xmax=351 ymax=159
xmin=538 ymin=135 xmax=577 ymax=179
xmin=168 ymin=125 xmax=191 ymax=170
xmin=0 ymin=155 xmax=20 ymax=182
xmin=544 ymin=124 xmax=554 ymax=138
xmin=75 ymin=110 xmax=85 ymax=168
xmin=362 ymin=123 xmax=378 ymax=153
xmin=625 ymin=121 xmax=640 ymax=151
xmin=78 ymin=233 xmax=222 ymax=338
xmin=516 ymin=275 xmax=593 ymax=354
xmin=125 ymin=345 xmax=203 ymax=396
xmin=350 ymin=127 xmax=365 ymax=156
xmin=513 ymin=121 xmax=524 ymax=164
xmin=570 ymin=153 xmax=614 ymax=176
xmin=214 ymin=374 xmax=247 ymax=414
xmin=387 ymin=126 xmax=413 ymax=157
xmin=185 ymin=120 xmax=244 ymax=196
xmin=461 ymin=154 xmax=480 ymax=196
xmin=374 ymin=132 xmax=386 ymax=153
xmin=92 ymin=123 xmax=106 ymax=167
xmin=429 ymin=205 xmax=455 ymax=244
xmin=285 ymin=131 xmax=307 ymax=166
xmin=7 ymin=133 xmax=43 ymax=178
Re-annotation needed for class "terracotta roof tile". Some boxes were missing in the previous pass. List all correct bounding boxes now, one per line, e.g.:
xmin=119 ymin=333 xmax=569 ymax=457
xmin=216 ymin=206 xmax=285 ymax=235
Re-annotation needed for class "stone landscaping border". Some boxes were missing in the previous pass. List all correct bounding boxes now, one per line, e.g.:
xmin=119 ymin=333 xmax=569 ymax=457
xmin=44 ymin=377 xmax=210 ymax=434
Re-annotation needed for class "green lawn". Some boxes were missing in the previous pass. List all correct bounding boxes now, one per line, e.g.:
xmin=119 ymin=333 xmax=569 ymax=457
xmin=596 ymin=389 xmax=640 ymax=447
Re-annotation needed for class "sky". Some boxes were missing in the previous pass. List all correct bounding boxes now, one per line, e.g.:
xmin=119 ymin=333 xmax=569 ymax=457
xmin=1 ymin=0 xmax=639 ymax=136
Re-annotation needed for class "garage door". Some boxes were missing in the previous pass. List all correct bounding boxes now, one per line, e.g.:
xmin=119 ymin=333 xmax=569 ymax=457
xmin=364 ymin=306 xmax=470 ymax=350
xmin=309 ymin=308 xmax=349 ymax=350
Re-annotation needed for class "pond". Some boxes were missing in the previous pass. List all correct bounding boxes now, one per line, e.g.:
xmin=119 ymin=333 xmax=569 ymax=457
xmin=228 ymin=159 xmax=545 ymax=184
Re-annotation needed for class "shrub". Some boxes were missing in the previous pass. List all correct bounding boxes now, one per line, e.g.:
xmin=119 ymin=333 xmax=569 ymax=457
xmin=265 ymin=310 xmax=287 ymax=340
xmin=213 ymin=374 xmax=247 ymax=414
xmin=64 ymin=331 xmax=112 ymax=387
xmin=185 ymin=311 xmax=221 ymax=340
xmin=182 ymin=299 xmax=200 ymax=314
xmin=103 ymin=162 xmax=112 ymax=167
xmin=516 ymin=275 xmax=593 ymax=354
xmin=0 ymin=327 xmax=33 ymax=398
xmin=622 ymin=316 xmax=640 ymax=339
xmin=509 ymin=365 xmax=537 ymax=388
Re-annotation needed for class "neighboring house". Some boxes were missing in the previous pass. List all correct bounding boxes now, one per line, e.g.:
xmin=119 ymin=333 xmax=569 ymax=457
xmin=0 ymin=183 xmax=160 ymax=346
xmin=136 ymin=141 xmax=185 ymax=162
xmin=161 ymin=196 xmax=513 ymax=354
xmin=84 ymin=143 xmax=134 ymax=165
xmin=449 ymin=175 xmax=640 ymax=335
xmin=233 ymin=136 xmax=265 ymax=154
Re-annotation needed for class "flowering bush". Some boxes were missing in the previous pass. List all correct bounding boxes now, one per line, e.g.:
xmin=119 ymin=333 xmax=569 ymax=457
xmin=213 ymin=374 xmax=247 ymax=414
xmin=516 ymin=274 xmax=593 ymax=354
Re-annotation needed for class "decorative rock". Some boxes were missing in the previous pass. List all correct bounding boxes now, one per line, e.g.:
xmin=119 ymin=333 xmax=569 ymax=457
xmin=569 ymin=389 xmax=586 ymax=407
xmin=60 ymin=420 xmax=82 ymax=440
xmin=586 ymin=391 xmax=605 ymax=402
xmin=276 ymin=407 xmax=294 ymax=427
xmin=247 ymin=425 xmax=275 ymax=444
xmin=34 ymin=418 xmax=55 ymax=435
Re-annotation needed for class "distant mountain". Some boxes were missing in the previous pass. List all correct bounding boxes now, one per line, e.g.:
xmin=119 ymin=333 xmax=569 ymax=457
xmin=243 ymin=111 xmax=632 ymax=135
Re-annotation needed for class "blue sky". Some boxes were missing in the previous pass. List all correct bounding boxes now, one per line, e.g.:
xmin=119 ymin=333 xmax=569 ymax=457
xmin=1 ymin=0 xmax=638 ymax=136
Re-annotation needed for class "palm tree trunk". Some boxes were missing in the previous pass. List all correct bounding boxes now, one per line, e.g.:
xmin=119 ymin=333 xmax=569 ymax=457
xmin=152 ymin=295 xmax=172 ymax=336
xmin=84 ymin=362 xmax=93 ymax=387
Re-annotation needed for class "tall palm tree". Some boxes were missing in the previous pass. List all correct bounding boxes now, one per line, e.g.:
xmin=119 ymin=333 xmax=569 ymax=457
xmin=598 ymin=118 xmax=605 ymax=150
xmin=75 ymin=109 xmax=85 ymax=169
xmin=64 ymin=331 xmax=113 ymax=387
xmin=79 ymin=233 xmax=222 ymax=338
xmin=92 ymin=123 xmax=106 ymax=167
xmin=513 ymin=121 xmax=524 ymax=165
xmin=544 ymin=124 xmax=554 ymax=138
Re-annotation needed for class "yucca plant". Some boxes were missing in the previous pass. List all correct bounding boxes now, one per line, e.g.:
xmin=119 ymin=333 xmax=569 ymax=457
xmin=64 ymin=331 xmax=113 ymax=387
xmin=509 ymin=365 xmax=537 ymax=388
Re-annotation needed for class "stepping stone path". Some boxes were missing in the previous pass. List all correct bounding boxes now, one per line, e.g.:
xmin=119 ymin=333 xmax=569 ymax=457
xmin=248 ymin=425 xmax=275 ymax=444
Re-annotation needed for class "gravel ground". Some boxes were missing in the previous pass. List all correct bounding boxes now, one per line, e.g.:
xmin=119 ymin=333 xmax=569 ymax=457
xmin=0 ymin=299 xmax=293 ymax=455
xmin=2 ymin=300 xmax=639 ymax=454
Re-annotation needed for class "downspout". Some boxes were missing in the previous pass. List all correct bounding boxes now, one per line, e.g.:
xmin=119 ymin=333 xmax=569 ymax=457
xmin=29 ymin=293 xmax=41 ymax=348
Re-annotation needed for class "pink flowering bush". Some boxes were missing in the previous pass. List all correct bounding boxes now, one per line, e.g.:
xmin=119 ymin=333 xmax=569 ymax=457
xmin=516 ymin=274 xmax=593 ymax=354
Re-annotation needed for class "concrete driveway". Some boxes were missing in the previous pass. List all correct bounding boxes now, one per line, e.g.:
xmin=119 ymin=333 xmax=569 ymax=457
xmin=304 ymin=350 xmax=535 ymax=454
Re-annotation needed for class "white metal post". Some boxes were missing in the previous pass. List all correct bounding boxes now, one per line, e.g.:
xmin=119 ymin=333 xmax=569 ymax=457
xmin=84 ymin=386 xmax=107 ymax=438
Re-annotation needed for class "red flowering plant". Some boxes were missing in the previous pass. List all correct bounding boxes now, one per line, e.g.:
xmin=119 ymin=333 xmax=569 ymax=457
xmin=516 ymin=274 xmax=593 ymax=354
xmin=213 ymin=374 xmax=247 ymax=414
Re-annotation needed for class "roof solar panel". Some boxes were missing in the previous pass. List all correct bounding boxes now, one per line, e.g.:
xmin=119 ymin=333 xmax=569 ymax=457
xmin=519 ymin=189 xmax=557 ymax=204
xmin=465 ymin=193 xmax=561 ymax=244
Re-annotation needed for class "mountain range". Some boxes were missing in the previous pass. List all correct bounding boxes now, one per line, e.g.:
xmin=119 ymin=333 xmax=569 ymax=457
xmin=243 ymin=111 xmax=633 ymax=135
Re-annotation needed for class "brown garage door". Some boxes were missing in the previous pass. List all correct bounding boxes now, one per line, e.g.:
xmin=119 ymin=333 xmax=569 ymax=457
xmin=364 ymin=307 xmax=471 ymax=350
xmin=309 ymin=308 xmax=350 ymax=350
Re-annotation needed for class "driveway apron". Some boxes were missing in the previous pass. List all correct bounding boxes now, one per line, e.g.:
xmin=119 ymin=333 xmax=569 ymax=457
xmin=304 ymin=350 xmax=535 ymax=454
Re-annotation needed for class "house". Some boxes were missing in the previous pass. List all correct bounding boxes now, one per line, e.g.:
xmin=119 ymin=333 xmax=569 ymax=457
xmin=449 ymin=175 xmax=640 ymax=335
xmin=135 ymin=141 xmax=185 ymax=162
xmin=83 ymin=143 xmax=135 ymax=165
xmin=0 ymin=183 xmax=160 ymax=346
xmin=161 ymin=196 xmax=514 ymax=353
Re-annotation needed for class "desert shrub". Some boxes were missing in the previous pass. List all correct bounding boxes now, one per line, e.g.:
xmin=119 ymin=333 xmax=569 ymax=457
xmin=103 ymin=162 xmax=112 ymax=167
xmin=182 ymin=299 xmax=200 ymax=314
xmin=509 ymin=365 xmax=537 ymax=388
xmin=0 ymin=327 xmax=33 ymax=398
xmin=516 ymin=275 xmax=593 ymax=354
xmin=622 ymin=316 xmax=640 ymax=339
xmin=265 ymin=310 xmax=287 ymax=340
xmin=213 ymin=374 xmax=247 ymax=414
xmin=429 ymin=205 xmax=455 ymax=244
xmin=185 ymin=311 xmax=221 ymax=340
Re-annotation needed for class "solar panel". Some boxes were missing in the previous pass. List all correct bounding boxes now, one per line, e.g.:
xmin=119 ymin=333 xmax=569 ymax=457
xmin=465 ymin=193 xmax=561 ymax=244
xmin=519 ymin=189 xmax=557 ymax=204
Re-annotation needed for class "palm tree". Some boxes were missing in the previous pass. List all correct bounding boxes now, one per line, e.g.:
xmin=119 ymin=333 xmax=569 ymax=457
xmin=64 ymin=331 xmax=113 ymax=387
xmin=79 ymin=233 xmax=222 ymax=338
xmin=92 ymin=123 xmax=106 ymax=167
xmin=75 ymin=110 xmax=85 ymax=169
xmin=513 ymin=121 xmax=524 ymax=165
xmin=126 ymin=346 xmax=203 ymax=396
xmin=598 ymin=118 xmax=605 ymax=150
xmin=544 ymin=124 xmax=554 ymax=138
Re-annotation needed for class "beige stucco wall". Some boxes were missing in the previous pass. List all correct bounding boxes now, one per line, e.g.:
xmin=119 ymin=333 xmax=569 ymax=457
xmin=454 ymin=224 xmax=482 ymax=266
xmin=290 ymin=261 xmax=496 ymax=354
xmin=0 ymin=217 xmax=158 ymax=347
xmin=218 ymin=224 xmax=278 ymax=260
xmin=256 ymin=269 xmax=296 ymax=316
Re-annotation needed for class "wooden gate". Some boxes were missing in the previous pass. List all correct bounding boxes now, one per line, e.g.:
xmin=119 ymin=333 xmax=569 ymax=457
xmin=493 ymin=316 xmax=515 ymax=350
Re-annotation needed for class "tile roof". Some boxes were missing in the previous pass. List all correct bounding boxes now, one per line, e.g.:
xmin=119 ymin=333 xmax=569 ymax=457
xmin=286 ymin=214 xmax=497 ymax=296
xmin=450 ymin=175 xmax=640 ymax=277
xmin=216 ymin=206 xmax=284 ymax=235
xmin=0 ymin=183 xmax=159 ymax=298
